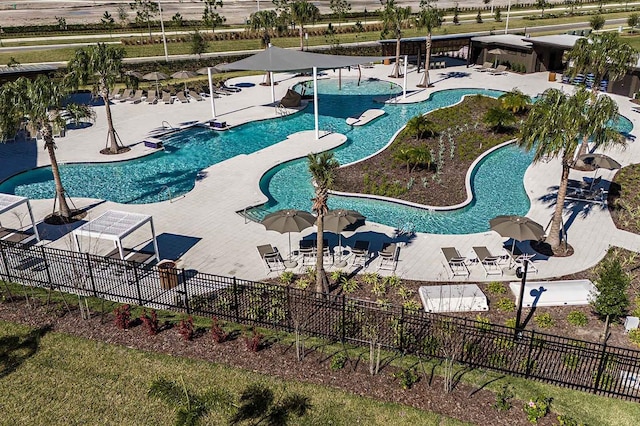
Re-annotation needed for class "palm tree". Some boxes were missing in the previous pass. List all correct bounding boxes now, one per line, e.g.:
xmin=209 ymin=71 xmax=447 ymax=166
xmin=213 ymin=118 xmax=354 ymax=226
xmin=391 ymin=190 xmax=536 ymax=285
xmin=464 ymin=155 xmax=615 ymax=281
xmin=415 ymin=0 xmax=443 ymax=88
xmin=498 ymin=89 xmax=531 ymax=114
xmin=404 ymin=115 xmax=436 ymax=140
xmin=66 ymin=43 xmax=126 ymax=155
xmin=290 ymin=0 xmax=320 ymax=51
xmin=0 ymin=76 xmax=92 ymax=220
xmin=247 ymin=10 xmax=278 ymax=86
xmin=379 ymin=0 xmax=412 ymax=78
xmin=307 ymin=152 xmax=339 ymax=295
xmin=518 ymin=88 xmax=625 ymax=253
xmin=483 ymin=107 xmax=516 ymax=132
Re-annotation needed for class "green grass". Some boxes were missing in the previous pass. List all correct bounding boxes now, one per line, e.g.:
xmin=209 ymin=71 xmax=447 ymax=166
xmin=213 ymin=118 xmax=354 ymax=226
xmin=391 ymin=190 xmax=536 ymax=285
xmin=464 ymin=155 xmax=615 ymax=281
xmin=0 ymin=320 xmax=466 ymax=426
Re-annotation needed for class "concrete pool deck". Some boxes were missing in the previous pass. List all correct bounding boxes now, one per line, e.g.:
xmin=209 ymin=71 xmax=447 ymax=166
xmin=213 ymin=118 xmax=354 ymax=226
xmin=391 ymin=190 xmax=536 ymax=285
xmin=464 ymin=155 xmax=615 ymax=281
xmin=1 ymin=62 xmax=640 ymax=282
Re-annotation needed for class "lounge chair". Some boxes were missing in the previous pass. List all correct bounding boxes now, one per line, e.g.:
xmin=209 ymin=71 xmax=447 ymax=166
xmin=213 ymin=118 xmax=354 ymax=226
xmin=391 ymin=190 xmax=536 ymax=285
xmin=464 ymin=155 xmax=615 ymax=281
xmin=476 ymin=62 xmax=493 ymax=72
xmin=0 ymin=226 xmax=37 ymax=244
xmin=351 ymin=240 xmax=370 ymax=266
xmin=441 ymin=247 xmax=469 ymax=278
xmin=162 ymin=91 xmax=174 ymax=104
xmin=146 ymin=91 xmax=158 ymax=104
xmin=472 ymin=246 xmax=503 ymax=277
xmin=490 ymin=65 xmax=508 ymax=75
xmin=119 ymin=88 xmax=132 ymax=102
xmin=377 ymin=242 xmax=400 ymax=272
xmin=176 ymin=92 xmax=189 ymax=103
xmin=220 ymin=83 xmax=241 ymax=93
xmin=257 ymin=244 xmax=285 ymax=274
xmin=129 ymin=89 xmax=144 ymax=104
xmin=299 ymin=239 xmax=330 ymax=266
xmin=109 ymin=87 xmax=121 ymax=100
xmin=188 ymin=90 xmax=203 ymax=101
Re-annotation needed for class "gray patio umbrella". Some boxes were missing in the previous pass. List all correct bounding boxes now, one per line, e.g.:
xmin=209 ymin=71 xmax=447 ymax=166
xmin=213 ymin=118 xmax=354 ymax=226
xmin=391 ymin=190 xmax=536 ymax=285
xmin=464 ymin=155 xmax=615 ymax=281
xmin=171 ymin=70 xmax=198 ymax=91
xmin=261 ymin=209 xmax=316 ymax=267
xmin=143 ymin=71 xmax=169 ymax=95
xmin=577 ymin=153 xmax=621 ymax=187
xmin=324 ymin=209 xmax=366 ymax=267
xmin=489 ymin=215 xmax=545 ymax=254
xmin=124 ymin=70 xmax=144 ymax=79
xmin=487 ymin=48 xmax=506 ymax=67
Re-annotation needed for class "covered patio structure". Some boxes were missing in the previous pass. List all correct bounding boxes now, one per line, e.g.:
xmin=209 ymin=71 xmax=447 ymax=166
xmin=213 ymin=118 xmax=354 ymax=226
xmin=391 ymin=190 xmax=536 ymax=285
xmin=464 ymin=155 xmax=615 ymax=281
xmin=0 ymin=193 xmax=40 ymax=243
xmin=72 ymin=210 xmax=160 ymax=263
xmin=220 ymin=45 xmax=389 ymax=140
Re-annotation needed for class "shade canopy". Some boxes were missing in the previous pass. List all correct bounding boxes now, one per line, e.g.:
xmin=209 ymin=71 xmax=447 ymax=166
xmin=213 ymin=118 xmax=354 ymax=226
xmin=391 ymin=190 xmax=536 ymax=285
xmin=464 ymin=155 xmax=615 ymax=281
xmin=489 ymin=215 xmax=545 ymax=242
xmin=221 ymin=45 xmax=386 ymax=72
xmin=323 ymin=209 xmax=365 ymax=234
xmin=0 ymin=193 xmax=40 ymax=242
xmin=577 ymin=153 xmax=621 ymax=170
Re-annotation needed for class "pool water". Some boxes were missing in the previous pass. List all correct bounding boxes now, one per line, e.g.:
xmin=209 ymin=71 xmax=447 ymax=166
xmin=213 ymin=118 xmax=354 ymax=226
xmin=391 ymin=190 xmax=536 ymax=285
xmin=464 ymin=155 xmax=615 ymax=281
xmin=0 ymin=79 xmax=632 ymax=234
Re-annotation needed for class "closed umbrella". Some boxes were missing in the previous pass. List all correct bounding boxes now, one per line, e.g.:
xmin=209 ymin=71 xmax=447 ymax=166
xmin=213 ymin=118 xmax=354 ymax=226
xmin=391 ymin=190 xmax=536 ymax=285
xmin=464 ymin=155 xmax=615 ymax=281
xmin=489 ymin=215 xmax=545 ymax=255
xmin=261 ymin=209 xmax=316 ymax=268
xmin=324 ymin=209 xmax=366 ymax=267
xmin=143 ymin=71 xmax=169 ymax=96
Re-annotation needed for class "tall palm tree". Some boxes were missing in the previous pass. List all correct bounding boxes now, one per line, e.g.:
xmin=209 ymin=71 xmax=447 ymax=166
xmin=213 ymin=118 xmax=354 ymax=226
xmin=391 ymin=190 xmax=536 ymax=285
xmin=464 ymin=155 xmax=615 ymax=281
xmin=518 ymin=88 xmax=625 ymax=253
xmin=307 ymin=152 xmax=339 ymax=295
xmin=498 ymin=89 xmax=531 ymax=114
xmin=290 ymin=0 xmax=320 ymax=51
xmin=0 ymin=76 xmax=92 ymax=220
xmin=247 ymin=10 xmax=278 ymax=86
xmin=415 ymin=0 xmax=443 ymax=88
xmin=66 ymin=43 xmax=126 ymax=155
xmin=380 ymin=0 xmax=412 ymax=78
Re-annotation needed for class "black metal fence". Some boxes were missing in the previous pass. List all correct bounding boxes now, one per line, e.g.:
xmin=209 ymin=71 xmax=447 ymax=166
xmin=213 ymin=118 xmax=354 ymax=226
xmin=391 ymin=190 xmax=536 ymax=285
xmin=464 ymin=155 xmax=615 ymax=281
xmin=1 ymin=240 xmax=639 ymax=400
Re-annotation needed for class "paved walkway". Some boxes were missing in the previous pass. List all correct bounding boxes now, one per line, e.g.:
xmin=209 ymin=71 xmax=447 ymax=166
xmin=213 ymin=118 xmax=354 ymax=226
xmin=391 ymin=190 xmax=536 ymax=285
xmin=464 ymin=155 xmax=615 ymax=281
xmin=1 ymin=62 xmax=640 ymax=282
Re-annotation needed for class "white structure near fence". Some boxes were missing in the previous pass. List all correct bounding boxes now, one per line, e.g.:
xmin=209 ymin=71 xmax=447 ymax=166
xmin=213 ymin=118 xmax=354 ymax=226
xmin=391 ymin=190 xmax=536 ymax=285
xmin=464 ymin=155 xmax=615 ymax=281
xmin=0 ymin=193 xmax=40 ymax=243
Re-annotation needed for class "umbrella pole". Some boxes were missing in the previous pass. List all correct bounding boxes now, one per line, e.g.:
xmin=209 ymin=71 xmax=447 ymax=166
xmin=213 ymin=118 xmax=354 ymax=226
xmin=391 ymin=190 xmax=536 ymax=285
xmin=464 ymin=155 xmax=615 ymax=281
xmin=313 ymin=66 xmax=319 ymax=140
xmin=208 ymin=67 xmax=216 ymax=119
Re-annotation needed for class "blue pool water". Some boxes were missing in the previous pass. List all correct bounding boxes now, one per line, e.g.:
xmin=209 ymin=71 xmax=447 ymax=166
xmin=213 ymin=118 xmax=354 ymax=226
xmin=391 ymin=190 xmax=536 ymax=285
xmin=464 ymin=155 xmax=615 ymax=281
xmin=0 ymin=79 xmax=633 ymax=234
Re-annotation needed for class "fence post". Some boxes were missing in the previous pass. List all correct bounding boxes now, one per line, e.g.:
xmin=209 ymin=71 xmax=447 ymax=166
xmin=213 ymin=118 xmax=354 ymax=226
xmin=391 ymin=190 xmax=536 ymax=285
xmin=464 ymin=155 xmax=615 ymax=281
xmin=181 ymin=268 xmax=190 ymax=315
xmin=460 ymin=318 xmax=468 ymax=363
xmin=341 ymin=295 xmax=346 ymax=343
xmin=593 ymin=341 xmax=609 ymax=395
xmin=233 ymin=276 xmax=240 ymax=323
xmin=0 ymin=242 xmax=14 ymax=284
xmin=85 ymin=253 xmax=97 ymax=297
xmin=133 ymin=264 xmax=142 ymax=306
xmin=398 ymin=305 xmax=405 ymax=353
xmin=525 ymin=330 xmax=535 ymax=378
xmin=40 ymin=246 xmax=53 ymax=284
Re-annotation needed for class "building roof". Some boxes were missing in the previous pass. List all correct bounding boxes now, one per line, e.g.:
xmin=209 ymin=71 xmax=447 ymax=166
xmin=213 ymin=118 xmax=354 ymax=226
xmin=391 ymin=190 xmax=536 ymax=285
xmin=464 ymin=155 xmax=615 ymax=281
xmin=0 ymin=64 xmax=58 ymax=76
xmin=470 ymin=34 xmax=533 ymax=49
xmin=73 ymin=210 xmax=153 ymax=241
xmin=525 ymin=34 xmax=583 ymax=49
xmin=379 ymin=33 xmax=481 ymax=44
xmin=0 ymin=193 xmax=29 ymax=215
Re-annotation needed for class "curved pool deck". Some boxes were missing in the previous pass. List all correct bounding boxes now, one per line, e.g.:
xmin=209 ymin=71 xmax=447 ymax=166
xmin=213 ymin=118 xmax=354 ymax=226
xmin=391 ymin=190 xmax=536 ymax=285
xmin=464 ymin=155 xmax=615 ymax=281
xmin=1 ymin=63 xmax=640 ymax=282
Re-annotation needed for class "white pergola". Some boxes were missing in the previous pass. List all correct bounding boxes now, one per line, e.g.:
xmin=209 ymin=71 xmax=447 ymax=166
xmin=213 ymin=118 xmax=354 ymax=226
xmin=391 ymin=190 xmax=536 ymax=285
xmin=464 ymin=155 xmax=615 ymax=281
xmin=0 ymin=193 xmax=40 ymax=242
xmin=72 ymin=210 xmax=159 ymax=261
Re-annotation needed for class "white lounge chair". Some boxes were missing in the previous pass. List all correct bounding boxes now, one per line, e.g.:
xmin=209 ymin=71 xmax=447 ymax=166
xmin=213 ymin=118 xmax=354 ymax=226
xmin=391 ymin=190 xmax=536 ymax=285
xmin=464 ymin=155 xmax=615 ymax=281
xmin=490 ymin=65 xmax=508 ymax=75
xmin=441 ymin=247 xmax=469 ymax=278
xmin=476 ymin=62 xmax=493 ymax=72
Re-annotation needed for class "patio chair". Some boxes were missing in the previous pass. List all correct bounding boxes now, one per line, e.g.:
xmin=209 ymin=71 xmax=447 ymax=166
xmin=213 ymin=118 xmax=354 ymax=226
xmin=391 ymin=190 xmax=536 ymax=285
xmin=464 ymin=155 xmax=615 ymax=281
xmin=118 ymin=88 xmax=132 ymax=102
xmin=377 ymin=242 xmax=400 ymax=272
xmin=490 ymin=65 xmax=507 ymax=75
xmin=351 ymin=240 xmax=370 ymax=266
xmin=476 ymin=62 xmax=493 ymax=72
xmin=441 ymin=247 xmax=469 ymax=278
xmin=257 ymin=244 xmax=285 ymax=274
xmin=162 ymin=91 xmax=174 ymax=104
xmin=146 ymin=91 xmax=158 ymax=104
xmin=129 ymin=89 xmax=144 ymax=104
xmin=176 ymin=91 xmax=189 ymax=103
xmin=109 ymin=87 xmax=121 ymax=100
xmin=188 ymin=90 xmax=203 ymax=101
xmin=472 ymin=246 xmax=503 ymax=277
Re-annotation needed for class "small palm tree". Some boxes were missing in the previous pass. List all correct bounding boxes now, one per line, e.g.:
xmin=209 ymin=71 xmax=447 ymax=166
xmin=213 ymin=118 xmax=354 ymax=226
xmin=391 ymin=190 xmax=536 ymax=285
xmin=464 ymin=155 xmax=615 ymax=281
xmin=415 ymin=0 xmax=443 ymax=87
xmin=404 ymin=115 xmax=437 ymax=140
xmin=0 ymin=76 xmax=93 ymax=220
xmin=308 ymin=152 xmax=339 ymax=295
xmin=247 ymin=10 xmax=278 ymax=86
xmin=518 ymin=88 xmax=625 ymax=252
xmin=483 ymin=107 xmax=516 ymax=132
xmin=498 ymin=89 xmax=532 ymax=114
xmin=393 ymin=145 xmax=413 ymax=172
xmin=410 ymin=146 xmax=432 ymax=172
xmin=290 ymin=0 xmax=320 ymax=51
xmin=379 ymin=0 xmax=412 ymax=78
xmin=65 ymin=43 xmax=126 ymax=155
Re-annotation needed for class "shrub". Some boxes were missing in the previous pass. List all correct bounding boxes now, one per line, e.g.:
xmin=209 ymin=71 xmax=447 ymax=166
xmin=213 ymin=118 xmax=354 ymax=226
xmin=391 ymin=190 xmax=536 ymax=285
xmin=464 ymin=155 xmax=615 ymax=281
xmin=331 ymin=269 xmax=345 ymax=282
xmin=523 ymin=396 xmax=551 ymax=424
xmin=243 ymin=327 xmax=263 ymax=352
xmin=140 ymin=309 xmax=159 ymax=335
xmin=629 ymin=329 xmax=640 ymax=348
xmin=567 ymin=311 xmax=588 ymax=327
xmin=475 ymin=314 xmax=491 ymax=331
xmin=210 ymin=317 xmax=229 ymax=343
xmin=396 ymin=285 xmax=414 ymax=301
xmin=557 ymin=414 xmax=588 ymax=426
xmin=340 ymin=277 xmax=359 ymax=294
xmin=178 ymin=316 xmax=194 ymax=341
xmin=280 ymin=271 xmax=295 ymax=285
xmin=383 ymin=274 xmax=401 ymax=289
xmin=504 ymin=318 xmax=517 ymax=329
xmin=393 ymin=368 xmax=419 ymax=390
xmin=591 ymin=258 xmax=630 ymax=321
xmin=330 ymin=352 xmax=347 ymax=371
xmin=563 ymin=353 xmax=581 ymax=370
xmin=534 ymin=313 xmax=555 ymax=329
xmin=496 ymin=297 xmax=515 ymax=312
xmin=403 ymin=299 xmax=421 ymax=313
xmin=487 ymin=281 xmax=506 ymax=295
xmin=113 ymin=304 xmax=131 ymax=330
xmin=296 ymin=278 xmax=310 ymax=290
xmin=494 ymin=383 xmax=514 ymax=412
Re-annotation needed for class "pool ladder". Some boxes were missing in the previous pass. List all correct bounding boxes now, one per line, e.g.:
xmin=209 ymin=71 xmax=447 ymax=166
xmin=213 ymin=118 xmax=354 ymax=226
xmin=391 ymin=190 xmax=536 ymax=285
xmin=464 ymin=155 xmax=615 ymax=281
xmin=159 ymin=185 xmax=183 ymax=203
xmin=161 ymin=121 xmax=175 ymax=130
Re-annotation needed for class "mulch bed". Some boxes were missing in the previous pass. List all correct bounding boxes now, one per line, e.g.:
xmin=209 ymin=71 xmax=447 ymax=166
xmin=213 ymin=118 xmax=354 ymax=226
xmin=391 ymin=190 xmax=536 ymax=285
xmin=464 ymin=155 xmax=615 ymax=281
xmin=0 ymin=297 xmax=558 ymax=426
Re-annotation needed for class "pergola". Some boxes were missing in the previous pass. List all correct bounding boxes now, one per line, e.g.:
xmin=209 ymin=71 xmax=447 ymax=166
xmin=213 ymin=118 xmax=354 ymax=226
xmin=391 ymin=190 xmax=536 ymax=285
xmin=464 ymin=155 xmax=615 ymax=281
xmin=72 ymin=210 xmax=159 ymax=262
xmin=0 ymin=193 xmax=40 ymax=242
xmin=219 ymin=46 xmax=391 ymax=140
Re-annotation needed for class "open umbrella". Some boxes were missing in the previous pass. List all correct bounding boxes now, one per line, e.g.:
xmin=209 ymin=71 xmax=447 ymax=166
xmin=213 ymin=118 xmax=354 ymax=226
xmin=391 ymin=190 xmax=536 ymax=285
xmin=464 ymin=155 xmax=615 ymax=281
xmin=143 ymin=71 xmax=169 ymax=96
xmin=124 ymin=70 xmax=143 ymax=79
xmin=197 ymin=67 xmax=220 ymax=75
xmin=489 ymin=215 xmax=545 ymax=255
xmin=261 ymin=209 xmax=316 ymax=268
xmin=577 ymin=153 xmax=621 ymax=190
xmin=487 ymin=48 xmax=506 ymax=67
xmin=171 ymin=70 xmax=197 ymax=92
xmin=324 ymin=209 xmax=366 ymax=267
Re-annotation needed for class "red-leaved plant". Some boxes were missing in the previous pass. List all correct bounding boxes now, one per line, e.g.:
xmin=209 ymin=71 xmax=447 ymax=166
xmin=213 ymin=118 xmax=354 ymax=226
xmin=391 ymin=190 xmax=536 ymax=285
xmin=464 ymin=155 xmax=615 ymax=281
xmin=210 ymin=316 xmax=229 ymax=343
xmin=140 ymin=309 xmax=159 ymax=336
xmin=243 ymin=327 xmax=263 ymax=352
xmin=178 ymin=316 xmax=194 ymax=341
xmin=113 ymin=304 xmax=131 ymax=330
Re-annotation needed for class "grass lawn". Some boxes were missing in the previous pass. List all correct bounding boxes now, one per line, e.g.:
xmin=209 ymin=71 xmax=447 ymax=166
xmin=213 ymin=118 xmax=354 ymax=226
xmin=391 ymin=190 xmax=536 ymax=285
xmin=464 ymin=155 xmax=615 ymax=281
xmin=0 ymin=320 xmax=466 ymax=426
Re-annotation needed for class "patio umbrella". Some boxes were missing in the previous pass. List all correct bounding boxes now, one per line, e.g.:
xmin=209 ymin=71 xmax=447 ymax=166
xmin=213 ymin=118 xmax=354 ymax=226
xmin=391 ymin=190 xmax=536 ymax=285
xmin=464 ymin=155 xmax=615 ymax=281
xmin=261 ymin=209 xmax=316 ymax=268
xmin=197 ymin=66 xmax=223 ymax=75
xmin=143 ymin=71 xmax=169 ymax=96
xmin=324 ymin=209 xmax=366 ymax=267
xmin=489 ymin=215 xmax=545 ymax=255
xmin=171 ymin=70 xmax=198 ymax=92
xmin=487 ymin=48 xmax=506 ymax=67
xmin=577 ymin=153 xmax=621 ymax=189
xmin=124 ymin=70 xmax=143 ymax=79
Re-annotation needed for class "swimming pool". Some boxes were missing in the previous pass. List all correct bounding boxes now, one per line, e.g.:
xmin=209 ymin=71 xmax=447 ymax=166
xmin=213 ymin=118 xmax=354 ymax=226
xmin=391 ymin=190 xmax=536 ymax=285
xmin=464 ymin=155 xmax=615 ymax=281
xmin=0 ymin=79 xmax=632 ymax=234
